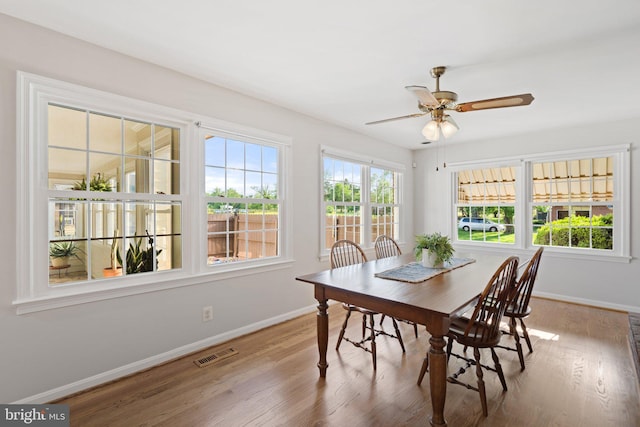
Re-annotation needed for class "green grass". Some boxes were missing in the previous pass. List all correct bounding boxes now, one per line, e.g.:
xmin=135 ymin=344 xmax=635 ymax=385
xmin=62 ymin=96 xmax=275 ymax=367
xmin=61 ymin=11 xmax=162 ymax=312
xmin=457 ymin=229 xmax=516 ymax=244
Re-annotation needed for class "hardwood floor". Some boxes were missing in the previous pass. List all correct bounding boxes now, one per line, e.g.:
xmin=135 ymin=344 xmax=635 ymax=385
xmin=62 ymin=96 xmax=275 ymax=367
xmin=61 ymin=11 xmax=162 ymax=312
xmin=56 ymin=298 xmax=640 ymax=426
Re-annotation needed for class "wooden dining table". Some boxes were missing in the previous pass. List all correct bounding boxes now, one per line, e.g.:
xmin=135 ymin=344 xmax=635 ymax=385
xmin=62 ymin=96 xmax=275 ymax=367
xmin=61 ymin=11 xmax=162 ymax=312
xmin=295 ymin=252 xmax=507 ymax=427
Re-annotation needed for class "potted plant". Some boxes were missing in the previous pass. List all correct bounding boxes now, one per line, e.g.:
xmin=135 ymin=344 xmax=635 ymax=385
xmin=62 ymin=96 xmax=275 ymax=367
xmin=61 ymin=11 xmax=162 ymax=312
xmin=73 ymin=173 xmax=113 ymax=192
xmin=49 ymin=241 xmax=81 ymax=268
xmin=103 ymin=231 xmax=123 ymax=277
xmin=414 ymin=232 xmax=454 ymax=268
xmin=125 ymin=230 xmax=162 ymax=274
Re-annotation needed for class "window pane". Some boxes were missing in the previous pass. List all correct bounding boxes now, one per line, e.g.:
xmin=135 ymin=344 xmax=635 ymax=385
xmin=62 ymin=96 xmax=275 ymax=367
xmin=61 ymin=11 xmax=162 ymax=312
xmin=227 ymin=169 xmax=245 ymax=197
xmin=89 ymin=112 xmax=121 ymax=154
xmin=124 ymin=120 xmax=151 ymax=156
xmin=205 ymin=166 xmax=225 ymax=195
xmin=49 ymin=239 xmax=88 ymax=285
xmin=227 ymin=139 xmax=244 ymax=169
xmin=154 ymin=125 xmax=180 ymax=161
xmin=89 ymin=153 xmax=119 ymax=192
xmin=48 ymin=105 xmax=87 ymax=150
xmin=154 ymin=160 xmax=180 ymax=195
xmin=124 ymin=157 xmax=150 ymax=193
xmin=263 ymin=146 xmax=278 ymax=173
xmin=48 ymin=148 xmax=86 ymax=190
xmin=205 ymin=136 xmax=225 ymax=167
xmin=455 ymin=166 xmax=515 ymax=245
xmin=50 ymin=200 xmax=87 ymax=240
xmin=245 ymin=143 xmax=261 ymax=171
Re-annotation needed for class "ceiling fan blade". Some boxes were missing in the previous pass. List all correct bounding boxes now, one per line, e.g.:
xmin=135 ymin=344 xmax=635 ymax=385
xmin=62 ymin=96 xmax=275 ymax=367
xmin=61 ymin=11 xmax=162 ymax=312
xmin=456 ymin=93 xmax=534 ymax=112
xmin=405 ymin=85 xmax=439 ymax=106
xmin=365 ymin=112 xmax=427 ymax=125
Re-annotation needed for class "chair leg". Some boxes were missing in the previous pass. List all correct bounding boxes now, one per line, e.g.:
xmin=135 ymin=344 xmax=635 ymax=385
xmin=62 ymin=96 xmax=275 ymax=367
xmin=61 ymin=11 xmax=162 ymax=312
xmin=511 ymin=317 xmax=525 ymax=371
xmin=391 ymin=318 xmax=406 ymax=353
xmin=520 ymin=318 xmax=533 ymax=353
xmin=336 ymin=310 xmax=351 ymax=350
xmin=417 ymin=354 xmax=429 ymax=385
xmin=446 ymin=336 xmax=454 ymax=362
xmin=473 ymin=347 xmax=488 ymax=417
xmin=380 ymin=314 xmax=386 ymax=326
xmin=362 ymin=314 xmax=367 ymax=340
xmin=413 ymin=322 xmax=418 ymax=339
xmin=491 ymin=348 xmax=508 ymax=392
xmin=369 ymin=314 xmax=377 ymax=370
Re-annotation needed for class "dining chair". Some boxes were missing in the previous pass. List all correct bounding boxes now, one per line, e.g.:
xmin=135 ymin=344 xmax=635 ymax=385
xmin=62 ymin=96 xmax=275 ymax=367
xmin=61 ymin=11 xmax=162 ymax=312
xmin=331 ymin=239 xmax=405 ymax=370
xmin=374 ymin=235 xmax=419 ymax=338
xmin=417 ymin=256 xmax=519 ymax=417
xmin=497 ymin=247 xmax=544 ymax=371
xmin=374 ymin=234 xmax=402 ymax=259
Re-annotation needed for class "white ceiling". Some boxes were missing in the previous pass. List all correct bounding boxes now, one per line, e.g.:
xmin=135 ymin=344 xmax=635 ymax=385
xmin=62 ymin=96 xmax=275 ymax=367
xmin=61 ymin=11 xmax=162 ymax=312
xmin=2 ymin=1 xmax=640 ymax=149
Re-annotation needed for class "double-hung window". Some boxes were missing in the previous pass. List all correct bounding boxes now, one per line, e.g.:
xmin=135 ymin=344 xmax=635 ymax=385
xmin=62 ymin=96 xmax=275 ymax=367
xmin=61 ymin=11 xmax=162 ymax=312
xmin=321 ymin=147 xmax=402 ymax=252
xmin=202 ymin=127 xmax=285 ymax=266
xmin=46 ymin=104 xmax=183 ymax=285
xmin=455 ymin=166 xmax=516 ymax=245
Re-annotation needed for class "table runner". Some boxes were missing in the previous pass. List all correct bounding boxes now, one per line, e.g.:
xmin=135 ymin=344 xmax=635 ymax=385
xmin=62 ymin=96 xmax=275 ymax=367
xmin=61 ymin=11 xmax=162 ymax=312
xmin=375 ymin=257 xmax=476 ymax=283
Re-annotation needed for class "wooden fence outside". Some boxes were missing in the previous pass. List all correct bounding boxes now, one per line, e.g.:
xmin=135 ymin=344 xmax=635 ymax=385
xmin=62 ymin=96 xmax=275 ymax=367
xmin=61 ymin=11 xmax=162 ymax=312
xmin=208 ymin=213 xmax=278 ymax=260
xmin=208 ymin=214 xmax=397 ymax=260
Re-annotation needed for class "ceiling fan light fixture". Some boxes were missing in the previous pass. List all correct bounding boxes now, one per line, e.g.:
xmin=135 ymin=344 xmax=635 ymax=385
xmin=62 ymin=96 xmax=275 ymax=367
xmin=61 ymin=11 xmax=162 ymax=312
xmin=422 ymin=120 xmax=440 ymax=141
xmin=440 ymin=115 xmax=459 ymax=138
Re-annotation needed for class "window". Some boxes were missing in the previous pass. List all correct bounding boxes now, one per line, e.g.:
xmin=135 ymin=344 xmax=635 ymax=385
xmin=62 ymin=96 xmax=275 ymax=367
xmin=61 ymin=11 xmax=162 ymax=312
xmin=16 ymin=72 xmax=292 ymax=313
xmin=203 ymin=133 xmax=282 ymax=265
xmin=449 ymin=145 xmax=629 ymax=259
xmin=47 ymin=104 xmax=182 ymax=285
xmin=531 ymin=157 xmax=614 ymax=250
xmin=455 ymin=166 xmax=516 ymax=245
xmin=322 ymin=147 xmax=402 ymax=252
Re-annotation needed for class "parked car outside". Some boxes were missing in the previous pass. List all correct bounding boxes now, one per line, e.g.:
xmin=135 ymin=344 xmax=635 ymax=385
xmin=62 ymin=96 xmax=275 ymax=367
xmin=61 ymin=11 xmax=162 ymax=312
xmin=458 ymin=217 xmax=506 ymax=232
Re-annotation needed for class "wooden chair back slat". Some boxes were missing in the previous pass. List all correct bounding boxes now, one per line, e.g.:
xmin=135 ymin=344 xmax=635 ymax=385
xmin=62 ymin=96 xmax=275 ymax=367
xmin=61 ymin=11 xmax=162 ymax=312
xmin=330 ymin=240 xmax=367 ymax=269
xmin=464 ymin=256 xmax=519 ymax=341
xmin=374 ymin=235 xmax=401 ymax=259
xmin=510 ymin=247 xmax=544 ymax=315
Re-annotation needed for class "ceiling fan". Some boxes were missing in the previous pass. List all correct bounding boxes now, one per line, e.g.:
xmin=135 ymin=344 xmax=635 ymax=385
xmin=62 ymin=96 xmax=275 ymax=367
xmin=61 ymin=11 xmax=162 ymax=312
xmin=366 ymin=66 xmax=534 ymax=141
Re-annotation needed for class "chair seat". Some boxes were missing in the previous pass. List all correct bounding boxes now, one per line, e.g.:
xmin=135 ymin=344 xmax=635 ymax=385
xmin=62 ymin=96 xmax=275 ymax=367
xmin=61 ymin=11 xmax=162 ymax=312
xmin=448 ymin=317 xmax=502 ymax=348
xmin=342 ymin=303 xmax=377 ymax=315
xmin=505 ymin=304 xmax=532 ymax=318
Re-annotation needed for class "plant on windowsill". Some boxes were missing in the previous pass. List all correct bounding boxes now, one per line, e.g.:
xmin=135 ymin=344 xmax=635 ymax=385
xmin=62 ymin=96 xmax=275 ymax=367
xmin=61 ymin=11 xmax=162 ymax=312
xmin=125 ymin=230 xmax=163 ymax=274
xmin=414 ymin=232 xmax=454 ymax=268
xmin=49 ymin=241 xmax=81 ymax=268
xmin=73 ymin=173 xmax=113 ymax=192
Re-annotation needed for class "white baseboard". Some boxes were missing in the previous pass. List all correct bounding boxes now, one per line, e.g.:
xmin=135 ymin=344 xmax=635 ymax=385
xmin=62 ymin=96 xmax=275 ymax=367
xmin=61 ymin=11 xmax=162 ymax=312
xmin=13 ymin=303 xmax=318 ymax=404
xmin=533 ymin=291 xmax=640 ymax=313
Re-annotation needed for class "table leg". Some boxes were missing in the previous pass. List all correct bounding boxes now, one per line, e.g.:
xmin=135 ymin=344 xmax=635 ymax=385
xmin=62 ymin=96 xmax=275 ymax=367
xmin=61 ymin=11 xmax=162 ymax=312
xmin=428 ymin=334 xmax=448 ymax=427
xmin=317 ymin=298 xmax=329 ymax=377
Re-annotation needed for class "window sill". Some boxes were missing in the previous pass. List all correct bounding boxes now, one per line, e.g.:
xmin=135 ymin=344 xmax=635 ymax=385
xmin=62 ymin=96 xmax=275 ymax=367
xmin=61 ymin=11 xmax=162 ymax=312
xmin=13 ymin=258 xmax=295 ymax=315
xmin=453 ymin=242 xmax=631 ymax=263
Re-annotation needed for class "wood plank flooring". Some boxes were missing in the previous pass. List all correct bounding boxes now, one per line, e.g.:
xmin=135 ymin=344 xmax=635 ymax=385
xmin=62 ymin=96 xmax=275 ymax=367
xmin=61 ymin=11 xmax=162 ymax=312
xmin=55 ymin=298 xmax=640 ymax=426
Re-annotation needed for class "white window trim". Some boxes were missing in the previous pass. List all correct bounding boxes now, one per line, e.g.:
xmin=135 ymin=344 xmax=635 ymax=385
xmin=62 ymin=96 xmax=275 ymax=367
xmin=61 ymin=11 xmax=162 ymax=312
xmin=15 ymin=72 xmax=293 ymax=314
xmin=319 ymin=145 xmax=405 ymax=258
xmin=195 ymin=119 xmax=293 ymax=274
xmin=446 ymin=144 xmax=631 ymax=262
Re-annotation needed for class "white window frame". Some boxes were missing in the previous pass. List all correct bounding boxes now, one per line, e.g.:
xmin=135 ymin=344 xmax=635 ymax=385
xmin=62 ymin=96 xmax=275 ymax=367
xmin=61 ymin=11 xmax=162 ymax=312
xmin=196 ymin=120 xmax=292 ymax=273
xmin=15 ymin=72 xmax=293 ymax=314
xmin=320 ymin=145 xmax=404 ymax=257
xmin=447 ymin=144 xmax=630 ymax=262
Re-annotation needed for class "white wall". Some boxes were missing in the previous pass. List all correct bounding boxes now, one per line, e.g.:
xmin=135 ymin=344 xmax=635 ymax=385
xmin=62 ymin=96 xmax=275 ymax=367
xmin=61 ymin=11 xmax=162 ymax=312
xmin=0 ymin=14 xmax=414 ymax=403
xmin=413 ymin=120 xmax=639 ymax=312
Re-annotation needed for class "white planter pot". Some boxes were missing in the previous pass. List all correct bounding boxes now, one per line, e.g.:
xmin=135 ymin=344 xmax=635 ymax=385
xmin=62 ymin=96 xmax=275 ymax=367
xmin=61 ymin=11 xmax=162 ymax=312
xmin=421 ymin=249 xmax=443 ymax=268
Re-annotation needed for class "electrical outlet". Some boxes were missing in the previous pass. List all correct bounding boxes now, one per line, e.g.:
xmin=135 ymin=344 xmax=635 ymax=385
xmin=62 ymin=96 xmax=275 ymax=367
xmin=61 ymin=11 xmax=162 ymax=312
xmin=202 ymin=306 xmax=213 ymax=322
